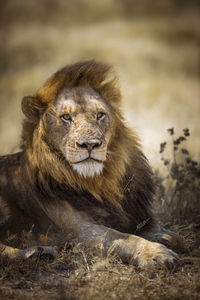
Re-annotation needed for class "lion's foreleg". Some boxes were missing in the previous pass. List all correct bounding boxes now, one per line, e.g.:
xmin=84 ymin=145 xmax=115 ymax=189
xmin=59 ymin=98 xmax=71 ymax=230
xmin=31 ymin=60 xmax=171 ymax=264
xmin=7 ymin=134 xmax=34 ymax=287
xmin=0 ymin=243 xmax=57 ymax=260
xmin=0 ymin=243 xmax=21 ymax=258
xmin=44 ymin=202 xmax=181 ymax=268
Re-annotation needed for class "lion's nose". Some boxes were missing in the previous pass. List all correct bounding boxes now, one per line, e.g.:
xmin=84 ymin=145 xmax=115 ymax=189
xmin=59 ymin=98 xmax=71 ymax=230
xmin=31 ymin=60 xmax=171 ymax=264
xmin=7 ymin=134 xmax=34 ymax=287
xmin=76 ymin=140 xmax=102 ymax=152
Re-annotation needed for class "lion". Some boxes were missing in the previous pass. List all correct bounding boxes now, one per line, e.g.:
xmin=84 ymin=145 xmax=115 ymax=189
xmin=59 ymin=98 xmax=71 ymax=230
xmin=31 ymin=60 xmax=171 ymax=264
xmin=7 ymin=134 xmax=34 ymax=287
xmin=0 ymin=61 xmax=181 ymax=268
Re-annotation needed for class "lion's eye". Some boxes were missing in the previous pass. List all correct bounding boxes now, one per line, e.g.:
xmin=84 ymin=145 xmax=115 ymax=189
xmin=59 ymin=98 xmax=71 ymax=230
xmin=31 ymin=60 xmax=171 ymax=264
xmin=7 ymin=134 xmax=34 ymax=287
xmin=60 ymin=114 xmax=72 ymax=123
xmin=97 ymin=112 xmax=106 ymax=121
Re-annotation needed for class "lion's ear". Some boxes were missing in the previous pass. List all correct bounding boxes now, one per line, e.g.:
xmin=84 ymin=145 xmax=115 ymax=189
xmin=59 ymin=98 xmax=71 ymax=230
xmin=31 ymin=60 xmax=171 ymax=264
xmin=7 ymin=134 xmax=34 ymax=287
xmin=21 ymin=96 xmax=46 ymax=123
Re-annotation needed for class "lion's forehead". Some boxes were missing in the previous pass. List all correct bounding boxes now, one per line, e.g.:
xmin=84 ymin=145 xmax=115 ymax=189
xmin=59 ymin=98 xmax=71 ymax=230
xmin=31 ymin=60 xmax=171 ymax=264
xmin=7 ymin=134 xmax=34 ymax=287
xmin=55 ymin=87 xmax=107 ymax=114
xmin=56 ymin=98 xmax=79 ymax=114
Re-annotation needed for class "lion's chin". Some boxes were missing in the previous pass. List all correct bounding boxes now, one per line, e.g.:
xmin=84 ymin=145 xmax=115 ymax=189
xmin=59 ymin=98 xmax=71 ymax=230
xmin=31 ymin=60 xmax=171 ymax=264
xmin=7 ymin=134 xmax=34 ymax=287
xmin=72 ymin=159 xmax=103 ymax=178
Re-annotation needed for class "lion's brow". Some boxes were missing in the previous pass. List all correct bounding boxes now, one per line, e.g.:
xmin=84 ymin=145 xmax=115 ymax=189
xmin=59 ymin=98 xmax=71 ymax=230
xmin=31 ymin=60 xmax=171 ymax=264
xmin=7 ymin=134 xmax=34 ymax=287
xmin=57 ymin=98 xmax=81 ymax=113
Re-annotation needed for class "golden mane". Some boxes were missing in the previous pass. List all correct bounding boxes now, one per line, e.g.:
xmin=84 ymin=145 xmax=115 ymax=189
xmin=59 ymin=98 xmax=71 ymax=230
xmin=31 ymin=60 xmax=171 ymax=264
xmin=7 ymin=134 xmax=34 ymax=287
xmin=22 ymin=61 xmax=149 ymax=213
xmin=37 ymin=60 xmax=121 ymax=105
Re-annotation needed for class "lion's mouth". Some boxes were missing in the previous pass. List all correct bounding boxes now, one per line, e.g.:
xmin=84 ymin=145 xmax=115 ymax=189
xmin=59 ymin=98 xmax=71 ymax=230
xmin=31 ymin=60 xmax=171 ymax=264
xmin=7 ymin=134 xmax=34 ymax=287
xmin=66 ymin=148 xmax=107 ymax=166
xmin=73 ymin=157 xmax=103 ymax=164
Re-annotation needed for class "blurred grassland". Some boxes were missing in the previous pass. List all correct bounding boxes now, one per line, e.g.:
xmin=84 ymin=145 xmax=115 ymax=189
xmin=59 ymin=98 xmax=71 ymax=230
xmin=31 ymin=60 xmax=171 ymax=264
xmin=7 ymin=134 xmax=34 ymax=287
xmin=0 ymin=0 xmax=200 ymax=169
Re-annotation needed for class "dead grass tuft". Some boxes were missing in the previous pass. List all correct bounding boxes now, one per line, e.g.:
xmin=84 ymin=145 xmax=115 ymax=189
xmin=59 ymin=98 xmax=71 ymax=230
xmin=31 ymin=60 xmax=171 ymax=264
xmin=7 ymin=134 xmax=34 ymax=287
xmin=154 ymin=128 xmax=200 ymax=225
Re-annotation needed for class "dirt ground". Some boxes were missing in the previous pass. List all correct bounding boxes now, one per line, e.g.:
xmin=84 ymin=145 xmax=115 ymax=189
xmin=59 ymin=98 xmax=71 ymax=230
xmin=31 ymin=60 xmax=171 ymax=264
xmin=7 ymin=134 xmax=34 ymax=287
xmin=0 ymin=1 xmax=200 ymax=299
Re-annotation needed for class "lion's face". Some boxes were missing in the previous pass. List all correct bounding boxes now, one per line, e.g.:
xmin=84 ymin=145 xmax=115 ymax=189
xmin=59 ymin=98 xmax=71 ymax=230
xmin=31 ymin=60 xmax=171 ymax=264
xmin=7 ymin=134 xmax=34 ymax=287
xmin=43 ymin=87 xmax=114 ymax=178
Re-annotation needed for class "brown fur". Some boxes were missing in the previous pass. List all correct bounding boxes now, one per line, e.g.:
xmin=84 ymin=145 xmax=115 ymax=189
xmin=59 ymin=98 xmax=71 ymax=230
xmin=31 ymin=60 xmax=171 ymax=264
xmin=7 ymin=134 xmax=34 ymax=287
xmin=0 ymin=61 xmax=180 ymax=268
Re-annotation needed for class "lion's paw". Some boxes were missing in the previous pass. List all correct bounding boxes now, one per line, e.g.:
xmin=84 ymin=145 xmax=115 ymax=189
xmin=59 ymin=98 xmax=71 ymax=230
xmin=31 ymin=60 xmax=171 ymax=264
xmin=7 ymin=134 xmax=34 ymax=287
xmin=109 ymin=236 xmax=181 ymax=269
xmin=17 ymin=246 xmax=57 ymax=261
xmin=135 ymin=240 xmax=181 ymax=269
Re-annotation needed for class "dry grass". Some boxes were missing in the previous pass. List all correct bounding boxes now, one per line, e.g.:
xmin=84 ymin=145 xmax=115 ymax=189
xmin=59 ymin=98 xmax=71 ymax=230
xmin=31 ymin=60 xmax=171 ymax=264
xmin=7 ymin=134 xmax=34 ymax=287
xmin=0 ymin=1 xmax=200 ymax=299
xmin=0 ymin=224 xmax=200 ymax=300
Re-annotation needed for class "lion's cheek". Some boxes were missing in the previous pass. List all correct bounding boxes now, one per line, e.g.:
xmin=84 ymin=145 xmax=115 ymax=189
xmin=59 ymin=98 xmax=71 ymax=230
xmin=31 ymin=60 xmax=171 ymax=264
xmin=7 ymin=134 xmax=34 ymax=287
xmin=103 ymin=120 xmax=114 ymax=148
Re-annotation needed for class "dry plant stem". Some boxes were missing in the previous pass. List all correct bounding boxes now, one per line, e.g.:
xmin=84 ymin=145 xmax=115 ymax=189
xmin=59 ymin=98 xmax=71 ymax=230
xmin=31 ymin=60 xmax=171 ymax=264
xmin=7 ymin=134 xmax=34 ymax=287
xmin=171 ymin=135 xmax=177 ymax=165
xmin=138 ymin=273 xmax=165 ymax=286
xmin=157 ymin=127 xmax=200 ymax=225
xmin=123 ymin=174 xmax=135 ymax=192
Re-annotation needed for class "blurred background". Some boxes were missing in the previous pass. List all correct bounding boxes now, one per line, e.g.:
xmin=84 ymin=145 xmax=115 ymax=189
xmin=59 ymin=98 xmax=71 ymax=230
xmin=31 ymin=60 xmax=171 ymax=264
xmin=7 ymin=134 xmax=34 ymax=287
xmin=0 ymin=0 xmax=200 ymax=169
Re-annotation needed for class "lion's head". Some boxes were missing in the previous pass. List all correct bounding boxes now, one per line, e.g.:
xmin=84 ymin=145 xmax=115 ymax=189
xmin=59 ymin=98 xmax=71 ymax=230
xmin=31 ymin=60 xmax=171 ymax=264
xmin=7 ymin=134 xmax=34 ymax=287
xmin=43 ymin=86 xmax=114 ymax=178
xmin=21 ymin=61 xmax=145 ymax=207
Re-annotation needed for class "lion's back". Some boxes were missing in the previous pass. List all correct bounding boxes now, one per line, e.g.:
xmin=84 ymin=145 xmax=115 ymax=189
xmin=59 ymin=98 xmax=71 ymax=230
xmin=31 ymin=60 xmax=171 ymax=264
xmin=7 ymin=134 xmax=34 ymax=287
xmin=0 ymin=152 xmax=22 ymax=188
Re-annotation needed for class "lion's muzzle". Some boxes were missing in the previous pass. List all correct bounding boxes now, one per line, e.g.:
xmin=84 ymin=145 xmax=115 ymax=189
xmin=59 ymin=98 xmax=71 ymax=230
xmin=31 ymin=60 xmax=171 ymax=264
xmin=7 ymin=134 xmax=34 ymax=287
xmin=76 ymin=139 xmax=102 ymax=153
xmin=65 ymin=139 xmax=107 ymax=178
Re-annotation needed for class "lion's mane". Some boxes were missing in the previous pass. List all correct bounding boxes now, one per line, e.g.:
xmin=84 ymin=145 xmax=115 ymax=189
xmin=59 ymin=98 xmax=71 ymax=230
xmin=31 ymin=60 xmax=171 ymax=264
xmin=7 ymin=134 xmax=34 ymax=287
xmin=21 ymin=61 xmax=154 ymax=232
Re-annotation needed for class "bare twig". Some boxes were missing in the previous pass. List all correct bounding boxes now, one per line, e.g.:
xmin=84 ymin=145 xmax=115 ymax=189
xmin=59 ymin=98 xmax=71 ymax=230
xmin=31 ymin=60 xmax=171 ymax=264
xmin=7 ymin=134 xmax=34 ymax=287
xmin=138 ymin=273 xmax=165 ymax=286
xmin=79 ymin=249 xmax=90 ymax=272
xmin=124 ymin=174 xmax=135 ymax=192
